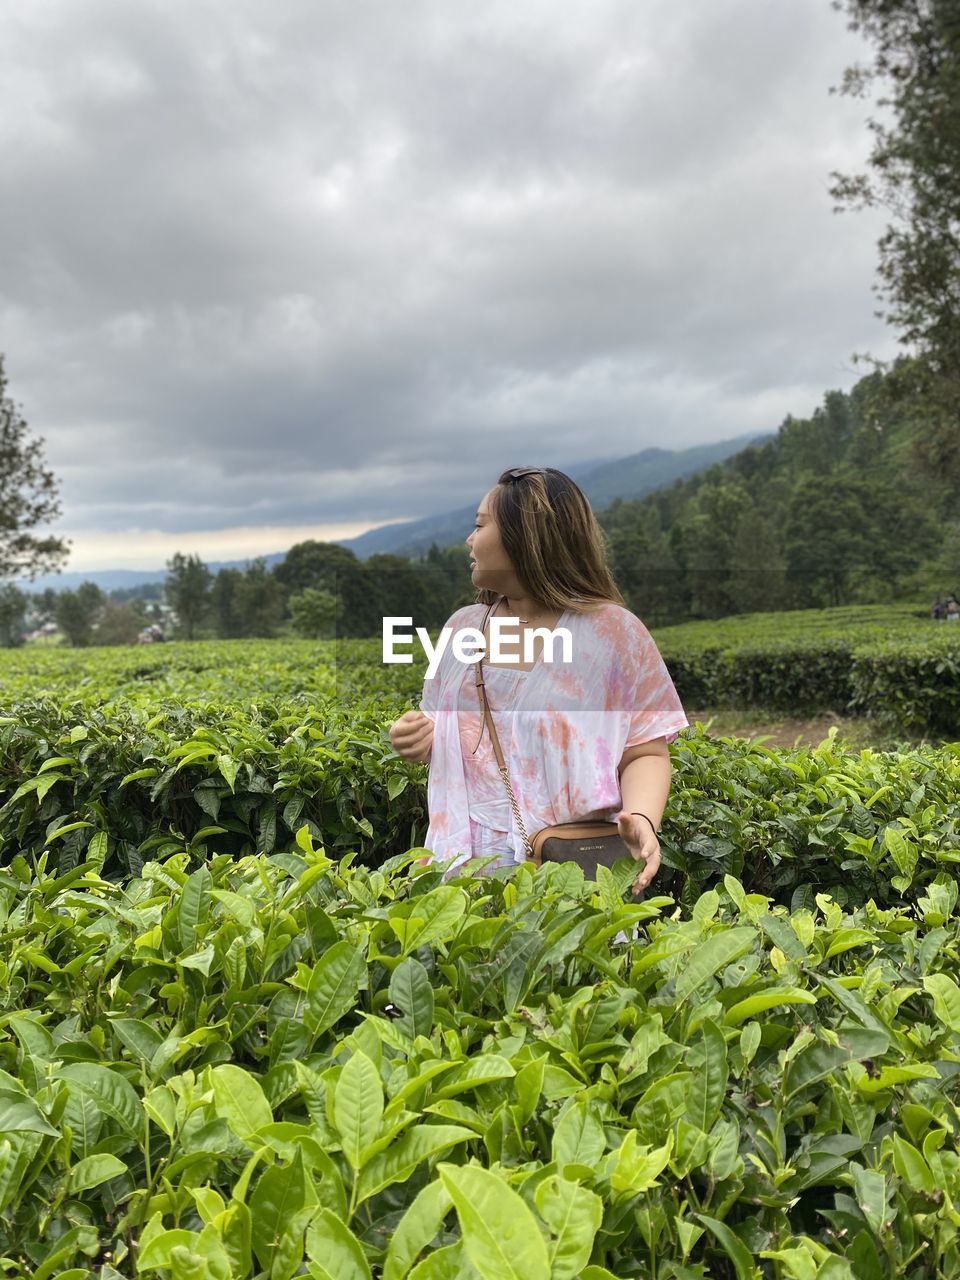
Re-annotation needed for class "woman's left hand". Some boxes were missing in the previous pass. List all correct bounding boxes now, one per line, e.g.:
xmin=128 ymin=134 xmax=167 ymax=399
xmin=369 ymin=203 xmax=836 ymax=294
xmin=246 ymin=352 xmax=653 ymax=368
xmin=615 ymin=810 xmax=660 ymax=897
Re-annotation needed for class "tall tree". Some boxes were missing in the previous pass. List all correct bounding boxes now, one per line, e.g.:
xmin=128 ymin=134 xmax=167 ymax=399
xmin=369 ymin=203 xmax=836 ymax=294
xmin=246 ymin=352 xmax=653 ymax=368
xmin=0 ymin=355 xmax=70 ymax=580
xmin=831 ymin=0 xmax=960 ymax=484
xmin=0 ymin=584 xmax=27 ymax=648
xmin=289 ymin=587 xmax=337 ymax=639
xmin=210 ymin=568 xmax=244 ymax=638
xmin=55 ymin=582 xmax=104 ymax=647
xmin=235 ymin=558 xmax=285 ymax=637
xmin=165 ymin=552 xmax=211 ymax=640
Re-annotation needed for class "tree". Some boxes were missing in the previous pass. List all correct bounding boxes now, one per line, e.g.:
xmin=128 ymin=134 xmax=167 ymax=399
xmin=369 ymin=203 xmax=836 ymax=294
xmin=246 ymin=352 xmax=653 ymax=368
xmin=831 ymin=0 xmax=960 ymax=484
xmin=725 ymin=511 xmax=794 ymax=615
xmin=234 ymin=558 xmax=285 ymax=637
xmin=0 ymin=354 xmax=70 ymax=580
xmin=55 ymin=582 xmax=104 ymax=647
xmin=782 ymin=471 xmax=936 ymax=606
xmin=94 ymin=599 xmax=142 ymax=646
xmin=32 ymin=587 xmax=59 ymax=630
xmin=211 ymin=568 xmax=244 ymax=638
xmin=165 ymin=552 xmax=211 ymax=640
xmin=0 ymin=584 xmax=27 ymax=647
xmin=273 ymin=541 xmax=359 ymax=596
xmin=289 ymin=587 xmax=338 ymax=639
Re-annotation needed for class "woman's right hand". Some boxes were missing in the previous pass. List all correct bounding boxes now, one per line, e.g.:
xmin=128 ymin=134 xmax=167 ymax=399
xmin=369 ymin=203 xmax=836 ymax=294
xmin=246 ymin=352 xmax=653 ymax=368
xmin=389 ymin=710 xmax=435 ymax=763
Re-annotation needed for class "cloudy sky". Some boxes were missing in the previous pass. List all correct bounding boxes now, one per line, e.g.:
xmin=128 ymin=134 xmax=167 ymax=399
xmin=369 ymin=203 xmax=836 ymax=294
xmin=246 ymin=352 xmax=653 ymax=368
xmin=3 ymin=0 xmax=893 ymax=571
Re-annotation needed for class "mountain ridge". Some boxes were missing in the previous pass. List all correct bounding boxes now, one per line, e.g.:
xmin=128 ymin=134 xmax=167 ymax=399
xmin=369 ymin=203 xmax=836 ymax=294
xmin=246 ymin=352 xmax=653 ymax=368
xmin=19 ymin=430 xmax=771 ymax=592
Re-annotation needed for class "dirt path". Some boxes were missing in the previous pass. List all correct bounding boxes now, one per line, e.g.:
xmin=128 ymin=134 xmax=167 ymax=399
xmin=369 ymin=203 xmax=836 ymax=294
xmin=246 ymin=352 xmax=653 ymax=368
xmin=684 ymin=709 xmax=867 ymax=749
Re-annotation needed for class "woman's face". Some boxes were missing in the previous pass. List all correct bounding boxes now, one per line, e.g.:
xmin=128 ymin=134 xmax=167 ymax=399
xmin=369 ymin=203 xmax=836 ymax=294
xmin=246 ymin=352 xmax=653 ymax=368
xmin=466 ymin=487 xmax=519 ymax=594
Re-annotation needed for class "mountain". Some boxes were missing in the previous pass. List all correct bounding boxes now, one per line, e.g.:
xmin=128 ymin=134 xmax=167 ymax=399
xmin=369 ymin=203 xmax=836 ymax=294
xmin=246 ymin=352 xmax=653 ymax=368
xmin=18 ymin=431 xmax=772 ymax=591
xmin=339 ymin=431 xmax=772 ymax=559
xmin=571 ymin=432 xmax=772 ymax=509
xmin=18 ymin=553 xmax=287 ymax=595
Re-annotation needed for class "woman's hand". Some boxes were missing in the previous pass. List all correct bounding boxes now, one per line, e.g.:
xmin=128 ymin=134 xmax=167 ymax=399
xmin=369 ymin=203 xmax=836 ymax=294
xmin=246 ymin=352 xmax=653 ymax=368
xmin=615 ymin=810 xmax=660 ymax=897
xmin=389 ymin=710 xmax=435 ymax=763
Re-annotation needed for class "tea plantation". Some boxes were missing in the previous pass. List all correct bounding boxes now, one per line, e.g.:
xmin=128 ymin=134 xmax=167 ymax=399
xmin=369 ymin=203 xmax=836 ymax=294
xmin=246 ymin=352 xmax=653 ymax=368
xmin=0 ymin=619 xmax=959 ymax=1279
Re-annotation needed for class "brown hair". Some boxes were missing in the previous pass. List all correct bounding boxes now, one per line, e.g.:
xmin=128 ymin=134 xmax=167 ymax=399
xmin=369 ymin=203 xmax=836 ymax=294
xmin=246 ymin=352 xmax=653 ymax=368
xmin=476 ymin=467 xmax=624 ymax=612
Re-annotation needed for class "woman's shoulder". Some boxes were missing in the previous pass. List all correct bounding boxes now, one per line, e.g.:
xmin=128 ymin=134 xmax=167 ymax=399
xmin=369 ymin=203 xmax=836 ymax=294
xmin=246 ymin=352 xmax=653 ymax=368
xmin=573 ymin=600 xmax=650 ymax=638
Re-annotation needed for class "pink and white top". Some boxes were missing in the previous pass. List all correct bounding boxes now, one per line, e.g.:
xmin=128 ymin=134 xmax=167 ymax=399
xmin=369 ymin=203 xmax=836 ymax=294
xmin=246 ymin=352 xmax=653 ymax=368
xmin=419 ymin=601 xmax=689 ymax=874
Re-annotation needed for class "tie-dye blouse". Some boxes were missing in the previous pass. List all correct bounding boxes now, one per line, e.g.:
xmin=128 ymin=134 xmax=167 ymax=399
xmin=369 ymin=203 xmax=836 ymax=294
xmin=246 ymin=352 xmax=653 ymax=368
xmin=419 ymin=600 xmax=689 ymax=874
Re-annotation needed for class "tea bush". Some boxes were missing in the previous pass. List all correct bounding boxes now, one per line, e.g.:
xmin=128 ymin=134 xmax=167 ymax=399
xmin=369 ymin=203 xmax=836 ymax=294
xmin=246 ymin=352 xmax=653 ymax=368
xmin=0 ymin=842 xmax=958 ymax=1278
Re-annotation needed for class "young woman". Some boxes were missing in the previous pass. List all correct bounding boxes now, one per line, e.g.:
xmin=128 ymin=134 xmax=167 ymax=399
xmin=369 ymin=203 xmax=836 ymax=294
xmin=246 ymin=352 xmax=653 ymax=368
xmin=389 ymin=466 xmax=688 ymax=897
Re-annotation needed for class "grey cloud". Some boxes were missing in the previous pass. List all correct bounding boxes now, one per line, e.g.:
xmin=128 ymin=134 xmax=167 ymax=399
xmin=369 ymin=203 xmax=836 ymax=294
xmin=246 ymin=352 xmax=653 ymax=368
xmin=1 ymin=0 xmax=894 ymax=549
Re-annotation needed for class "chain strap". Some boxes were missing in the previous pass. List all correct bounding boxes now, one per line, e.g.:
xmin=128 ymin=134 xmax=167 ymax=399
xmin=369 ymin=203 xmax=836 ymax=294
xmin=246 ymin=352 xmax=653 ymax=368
xmin=497 ymin=765 xmax=531 ymax=855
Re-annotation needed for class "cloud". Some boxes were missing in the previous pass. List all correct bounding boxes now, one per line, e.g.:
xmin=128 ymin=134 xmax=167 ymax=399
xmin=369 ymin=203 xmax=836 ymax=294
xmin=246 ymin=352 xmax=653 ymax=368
xmin=1 ymin=0 xmax=896 ymax=568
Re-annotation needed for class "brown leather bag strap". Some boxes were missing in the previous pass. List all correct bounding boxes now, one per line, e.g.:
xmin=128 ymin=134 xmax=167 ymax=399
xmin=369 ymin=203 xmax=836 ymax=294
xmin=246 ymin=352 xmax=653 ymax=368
xmin=473 ymin=597 xmax=532 ymax=855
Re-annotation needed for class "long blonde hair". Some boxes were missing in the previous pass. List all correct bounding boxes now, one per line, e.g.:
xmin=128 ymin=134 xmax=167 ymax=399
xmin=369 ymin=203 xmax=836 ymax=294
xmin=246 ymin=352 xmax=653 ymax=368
xmin=476 ymin=467 xmax=623 ymax=612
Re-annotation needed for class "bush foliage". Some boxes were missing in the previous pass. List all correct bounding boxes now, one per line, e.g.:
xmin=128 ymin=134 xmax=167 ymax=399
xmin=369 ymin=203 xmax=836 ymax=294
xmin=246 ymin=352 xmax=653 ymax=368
xmin=1 ymin=631 xmax=959 ymax=1277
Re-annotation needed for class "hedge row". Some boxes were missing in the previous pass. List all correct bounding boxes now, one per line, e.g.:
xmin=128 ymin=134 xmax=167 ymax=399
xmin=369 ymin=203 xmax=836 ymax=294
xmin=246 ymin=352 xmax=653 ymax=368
xmin=658 ymin=633 xmax=960 ymax=739
xmin=2 ymin=696 xmax=959 ymax=911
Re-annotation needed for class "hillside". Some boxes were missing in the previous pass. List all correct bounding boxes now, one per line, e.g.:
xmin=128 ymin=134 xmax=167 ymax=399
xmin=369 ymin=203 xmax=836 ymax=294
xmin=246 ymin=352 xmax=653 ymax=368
xmin=339 ymin=430 xmax=771 ymax=559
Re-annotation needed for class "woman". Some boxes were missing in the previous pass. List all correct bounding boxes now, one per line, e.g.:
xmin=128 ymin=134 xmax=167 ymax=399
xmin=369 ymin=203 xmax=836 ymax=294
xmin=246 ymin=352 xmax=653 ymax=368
xmin=389 ymin=466 xmax=689 ymax=896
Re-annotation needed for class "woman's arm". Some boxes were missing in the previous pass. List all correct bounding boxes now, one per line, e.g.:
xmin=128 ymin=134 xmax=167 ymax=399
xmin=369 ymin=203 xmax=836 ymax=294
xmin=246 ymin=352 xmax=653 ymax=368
xmin=615 ymin=737 xmax=672 ymax=895
xmin=617 ymin=738 xmax=671 ymax=826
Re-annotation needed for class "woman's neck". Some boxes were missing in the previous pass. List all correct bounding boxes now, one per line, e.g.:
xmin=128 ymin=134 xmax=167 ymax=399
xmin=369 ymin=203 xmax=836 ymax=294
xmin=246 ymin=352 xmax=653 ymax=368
xmin=497 ymin=592 xmax=557 ymax=625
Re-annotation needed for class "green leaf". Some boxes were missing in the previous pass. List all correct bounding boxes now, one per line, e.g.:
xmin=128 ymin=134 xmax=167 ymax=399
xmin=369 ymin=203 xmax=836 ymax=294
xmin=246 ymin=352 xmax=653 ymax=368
xmin=334 ymin=1051 xmax=384 ymax=1170
xmin=64 ymin=1153 xmax=127 ymax=1193
xmin=389 ymin=957 xmax=435 ymax=1040
xmin=609 ymin=1129 xmax=674 ymax=1193
xmin=685 ymin=1020 xmax=728 ymax=1133
xmin=513 ymin=1055 xmax=547 ymax=1125
xmin=739 ymin=1023 xmax=761 ymax=1066
xmin=137 ymin=1229 xmax=200 ymax=1268
xmin=305 ymin=940 xmax=367 ymax=1038
xmin=383 ymin=1179 xmax=453 ymax=1280
xmin=0 ymin=1093 xmax=60 ymax=1138
xmin=695 ymin=1213 xmax=761 ymax=1280
xmin=407 ymin=1243 xmax=477 ymax=1279
xmin=758 ymin=912 xmax=808 ymax=961
xmin=390 ymin=886 xmax=467 ymax=955
xmin=179 ymin=865 xmax=212 ymax=951
xmin=433 ymin=1055 xmax=515 ymax=1099
xmin=250 ymin=1155 xmax=313 ymax=1274
xmin=534 ymin=1175 xmax=603 ymax=1280
xmin=209 ymin=1064 xmax=273 ymax=1144
xmin=355 ymin=1125 xmax=474 ymax=1204
xmin=922 ymin=973 xmax=960 ymax=1031
xmin=892 ymin=1133 xmax=936 ymax=1193
xmin=439 ymin=1163 xmax=550 ymax=1280
xmin=387 ymin=774 xmax=408 ymax=801
xmin=86 ymin=830 xmax=108 ymax=869
xmin=824 ymin=928 xmax=878 ymax=959
xmin=551 ymin=1100 xmax=605 ymax=1169
xmin=31 ymin=1224 xmax=100 ymax=1280
xmin=218 ymin=753 xmax=239 ymax=791
xmin=723 ymin=988 xmax=818 ymax=1025
xmin=850 ymin=1164 xmax=888 ymax=1235
xmin=305 ymin=1208 xmax=372 ymax=1280
xmin=783 ymin=1042 xmax=852 ymax=1101
xmin=58 ymin=1063 xmax=142 ymax=1140
xmin=674 ymin=927 xmax=756 ymax=1002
